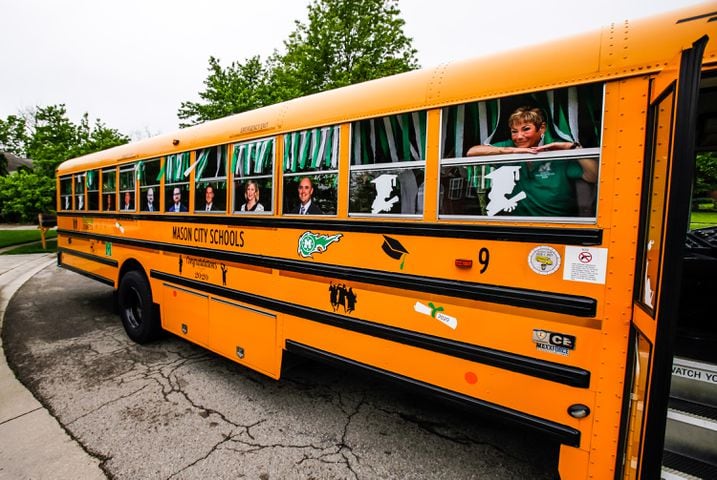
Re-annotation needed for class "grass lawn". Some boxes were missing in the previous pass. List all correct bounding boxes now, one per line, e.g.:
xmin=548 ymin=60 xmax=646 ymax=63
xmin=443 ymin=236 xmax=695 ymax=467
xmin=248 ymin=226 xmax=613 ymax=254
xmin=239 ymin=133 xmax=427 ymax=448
xmin=0 ymin=229 xmax=58 ymax=254
xmin=2 ymin=239 xmax=57 ymax=254
xmin=690 ymin=210 xmax=717 ymax=230
xmin=0 ymin=229 xmax=57 ymax=247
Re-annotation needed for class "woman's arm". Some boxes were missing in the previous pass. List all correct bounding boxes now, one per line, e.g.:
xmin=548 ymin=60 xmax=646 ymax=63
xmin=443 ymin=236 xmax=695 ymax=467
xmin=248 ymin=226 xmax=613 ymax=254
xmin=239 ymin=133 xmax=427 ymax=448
xmin=535 ymin=141 xmax=576 ymax=152
xmin=578 ymin=158 xmax=598 ymax=183
xmin=467 ymin=144 xmax=537 ymax=156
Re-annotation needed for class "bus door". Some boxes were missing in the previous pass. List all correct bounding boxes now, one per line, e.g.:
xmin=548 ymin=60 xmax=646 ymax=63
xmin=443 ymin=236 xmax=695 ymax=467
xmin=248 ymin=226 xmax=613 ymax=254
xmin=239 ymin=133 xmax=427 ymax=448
xmin=621 ymin=36 xmax=708 ymax=479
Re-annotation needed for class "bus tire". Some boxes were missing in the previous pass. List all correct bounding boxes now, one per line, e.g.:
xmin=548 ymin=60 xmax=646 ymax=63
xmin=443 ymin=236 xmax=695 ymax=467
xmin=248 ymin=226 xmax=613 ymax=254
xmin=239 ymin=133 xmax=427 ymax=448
xmin=118 ymin=270 xmax=160 ymax=344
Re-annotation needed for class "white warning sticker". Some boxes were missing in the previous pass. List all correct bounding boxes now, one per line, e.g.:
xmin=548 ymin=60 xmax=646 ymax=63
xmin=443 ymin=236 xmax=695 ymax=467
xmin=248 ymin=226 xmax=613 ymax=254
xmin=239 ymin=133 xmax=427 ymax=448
xmin=563 ymin=246 xmax=608 ymax=284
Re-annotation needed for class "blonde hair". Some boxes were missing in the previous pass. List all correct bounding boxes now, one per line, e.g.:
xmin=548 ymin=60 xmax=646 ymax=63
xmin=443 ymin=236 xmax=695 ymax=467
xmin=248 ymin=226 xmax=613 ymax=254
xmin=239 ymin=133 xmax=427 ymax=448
xmin=244 ymin=180 xmax=260 ymax=202
xmin=507 ymin=106 xmax=545 ymax=129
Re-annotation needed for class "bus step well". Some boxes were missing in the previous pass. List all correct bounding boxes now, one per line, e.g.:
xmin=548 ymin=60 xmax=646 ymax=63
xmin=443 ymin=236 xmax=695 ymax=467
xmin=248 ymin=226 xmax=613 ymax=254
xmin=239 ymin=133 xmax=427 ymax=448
xmin=661 ymin=357 xmax=717 ymax=478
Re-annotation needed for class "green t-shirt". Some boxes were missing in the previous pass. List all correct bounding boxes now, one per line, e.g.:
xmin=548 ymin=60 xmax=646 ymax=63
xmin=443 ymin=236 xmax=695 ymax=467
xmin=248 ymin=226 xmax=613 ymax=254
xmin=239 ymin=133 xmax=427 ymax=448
xmin=492 ymin=139 xmax=584 ymax=217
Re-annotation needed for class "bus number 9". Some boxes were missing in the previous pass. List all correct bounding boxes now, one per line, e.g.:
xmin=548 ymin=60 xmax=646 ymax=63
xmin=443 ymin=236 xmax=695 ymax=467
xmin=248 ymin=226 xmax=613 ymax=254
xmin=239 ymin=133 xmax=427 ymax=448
xmin=478 ymin=247 xmax=490 ymax=274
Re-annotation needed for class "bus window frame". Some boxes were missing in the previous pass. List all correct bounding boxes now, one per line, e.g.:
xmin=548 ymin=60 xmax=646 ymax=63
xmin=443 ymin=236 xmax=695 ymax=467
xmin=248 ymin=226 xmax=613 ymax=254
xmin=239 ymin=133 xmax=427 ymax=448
xmin=231 ymin=137 xmax=275 ymax=215
xmin=282 ymin=127 xmax=339 ymax=216
xmin=194 ymin=144 xmax=229 ymax=214
xmin=164 ymin=151 xmax=191 ymax=213
xmin=101 ymin=167 xmax=117 ymax=212
xmin=348 ymin=111 xmax=428 ymax=218
xmin=138 ymin=158 xmax=162 ymax=213
xmin=59 ymin=175 xmax=73 ymax=211
xmin=347 ymin=160 xmax=425 ymax=218
xmin=86 ymin=169 xmax=100 ymax=211
xmin=119 ymin=165 xmax=136 ymax=212
xmin=437 ymin=84 xmax=605 ymax=222
xmin=74 ymin=172 xmax=86 ymax=211
xmin=437 ymin=148 xmax=601 ymax=222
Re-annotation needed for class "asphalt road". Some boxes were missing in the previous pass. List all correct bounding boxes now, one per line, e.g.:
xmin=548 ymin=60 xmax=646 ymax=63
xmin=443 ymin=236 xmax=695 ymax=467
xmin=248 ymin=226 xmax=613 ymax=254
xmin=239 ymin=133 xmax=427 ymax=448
xmin=3 ymin=265 xmax=559 ymax=479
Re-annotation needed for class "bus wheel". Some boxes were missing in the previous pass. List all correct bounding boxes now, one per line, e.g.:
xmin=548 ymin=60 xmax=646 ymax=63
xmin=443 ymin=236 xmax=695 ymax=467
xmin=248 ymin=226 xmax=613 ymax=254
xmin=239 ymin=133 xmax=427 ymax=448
xmin=118 ymin=270 xmax=160 ymax=344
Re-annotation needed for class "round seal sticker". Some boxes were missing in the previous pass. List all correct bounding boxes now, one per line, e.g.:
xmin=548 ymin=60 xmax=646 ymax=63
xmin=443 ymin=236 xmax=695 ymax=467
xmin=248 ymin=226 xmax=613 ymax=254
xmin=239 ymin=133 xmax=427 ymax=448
xmin=528 ymin=245 xmax=561 ymax=275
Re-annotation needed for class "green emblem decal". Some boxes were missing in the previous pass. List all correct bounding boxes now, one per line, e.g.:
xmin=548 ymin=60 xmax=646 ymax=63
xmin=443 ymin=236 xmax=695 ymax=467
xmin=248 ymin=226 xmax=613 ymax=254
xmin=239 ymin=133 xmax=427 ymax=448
xmin=298 ymin=231 xmax=342 ymax=258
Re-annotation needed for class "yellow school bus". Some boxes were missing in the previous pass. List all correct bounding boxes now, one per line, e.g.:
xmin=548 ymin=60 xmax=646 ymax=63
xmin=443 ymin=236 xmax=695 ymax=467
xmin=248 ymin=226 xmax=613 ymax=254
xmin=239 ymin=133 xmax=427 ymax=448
xmin=56 ymin=3 xmax=717 ymax=478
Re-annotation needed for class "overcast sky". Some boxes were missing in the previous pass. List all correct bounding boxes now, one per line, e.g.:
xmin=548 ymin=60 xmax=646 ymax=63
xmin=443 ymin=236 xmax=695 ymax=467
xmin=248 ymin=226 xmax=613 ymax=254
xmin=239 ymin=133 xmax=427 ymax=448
xmin=0 ymin=0 xmax=704 ymax=140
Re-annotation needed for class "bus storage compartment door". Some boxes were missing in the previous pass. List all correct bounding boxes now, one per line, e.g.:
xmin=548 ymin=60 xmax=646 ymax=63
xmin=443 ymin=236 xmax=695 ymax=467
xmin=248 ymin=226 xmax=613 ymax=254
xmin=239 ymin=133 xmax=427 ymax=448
xmin=208 ymin=297 xmax=280 ymax=379
xmin=161 ymin=283 xmax=210 ymax=347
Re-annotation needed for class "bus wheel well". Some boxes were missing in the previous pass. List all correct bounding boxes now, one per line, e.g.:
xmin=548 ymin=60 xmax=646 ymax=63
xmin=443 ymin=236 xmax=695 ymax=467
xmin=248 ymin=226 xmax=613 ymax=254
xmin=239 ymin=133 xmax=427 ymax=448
xmin=114 ymin=259 xmax=155 ymax=318
xmin=119 ymin=259 xmax=147 ymax=284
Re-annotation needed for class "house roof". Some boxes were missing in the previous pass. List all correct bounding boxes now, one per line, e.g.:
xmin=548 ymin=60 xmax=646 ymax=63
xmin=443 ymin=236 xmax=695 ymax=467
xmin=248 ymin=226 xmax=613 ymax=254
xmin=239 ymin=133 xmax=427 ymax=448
xmin=1 ymin=151 xmax=33 ymax=173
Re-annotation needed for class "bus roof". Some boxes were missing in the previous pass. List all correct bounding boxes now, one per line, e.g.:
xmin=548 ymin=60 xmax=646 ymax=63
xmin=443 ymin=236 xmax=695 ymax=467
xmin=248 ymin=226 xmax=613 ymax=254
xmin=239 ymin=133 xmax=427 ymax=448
xmin=58 ymin=2 xmax=717 ymax=174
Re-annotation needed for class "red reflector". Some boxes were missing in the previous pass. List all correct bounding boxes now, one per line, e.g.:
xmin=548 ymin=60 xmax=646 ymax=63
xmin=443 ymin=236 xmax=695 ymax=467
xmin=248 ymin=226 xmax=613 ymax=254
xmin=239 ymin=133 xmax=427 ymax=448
xmin=455 ymin=259 xmax=473 ymax=269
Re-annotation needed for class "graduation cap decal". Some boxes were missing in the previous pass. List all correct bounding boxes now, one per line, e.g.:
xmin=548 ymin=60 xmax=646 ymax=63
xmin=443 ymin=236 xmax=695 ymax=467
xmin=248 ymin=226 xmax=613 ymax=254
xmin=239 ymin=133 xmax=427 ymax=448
xmin=381 ymin=235 xmax=409 ymax=269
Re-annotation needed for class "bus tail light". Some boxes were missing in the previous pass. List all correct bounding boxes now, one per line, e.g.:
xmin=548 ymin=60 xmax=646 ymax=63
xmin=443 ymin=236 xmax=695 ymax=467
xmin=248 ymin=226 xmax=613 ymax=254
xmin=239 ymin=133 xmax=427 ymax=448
xmin=455 ymin=259 xmax=473 ymax=269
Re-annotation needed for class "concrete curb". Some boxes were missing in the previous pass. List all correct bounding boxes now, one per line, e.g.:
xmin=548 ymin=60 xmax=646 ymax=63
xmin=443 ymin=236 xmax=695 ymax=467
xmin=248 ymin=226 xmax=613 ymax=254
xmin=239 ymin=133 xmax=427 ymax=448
xmin=0 ymin=254 xmax=106 ymax=480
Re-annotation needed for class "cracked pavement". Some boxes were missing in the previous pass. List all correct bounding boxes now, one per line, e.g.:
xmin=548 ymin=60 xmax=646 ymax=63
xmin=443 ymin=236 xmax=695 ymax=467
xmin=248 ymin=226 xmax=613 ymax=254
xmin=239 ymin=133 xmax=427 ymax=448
xmin=3 ymin=265 xmax=559 ymax=479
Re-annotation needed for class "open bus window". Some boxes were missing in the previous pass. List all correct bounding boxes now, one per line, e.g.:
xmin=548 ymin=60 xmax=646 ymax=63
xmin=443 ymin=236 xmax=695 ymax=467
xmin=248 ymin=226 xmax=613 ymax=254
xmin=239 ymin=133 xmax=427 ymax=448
xmin=283 ymin=127 xmax=338 ymax=215
xmin=138 ymin=158 xmax=161 ymax=212
xmin=86 ymin=170 xmax=99 ymax=210
xmin=119 ymin=166 xmax=135 ymax=211
xmin=60 ymin=176 xmax=72 ymax=211
xmin=194 ymin=145 xmax=227 ymax=213
xmin=232 ymin=138 xmax=273 ymax=214
xmin=102 ymin=168 xmax=116 ymax=212
xmin=164 ymin=152 xmax=190 ymax=212
xmin=349 ymin=111 xmax=427 ymax=216
xmin=439 ymin=84 xmax=603 ymax=220
xmin=74 ymin=173 xmax=85 ymax=211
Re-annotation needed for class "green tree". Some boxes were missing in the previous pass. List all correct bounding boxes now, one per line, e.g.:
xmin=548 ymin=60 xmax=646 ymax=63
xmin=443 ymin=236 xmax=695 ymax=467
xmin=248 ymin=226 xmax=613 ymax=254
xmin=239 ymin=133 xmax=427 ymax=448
xmin=0 ymin=170 xmax=55 ymax=223
xmin=0 ymin=105 xmax=129 ymax=221
xmin=273 ymin=0 xmax=418 ymax=98
xmin=25 ymin=105 xmax=84 ymax=178
xmin=178 ymin=56 xmax=274 ymax=127
xmin=25 ymin=105 xmax=129 ymax=178
xmin=0 ymin=114 xmax=29 ymax=157
xmin=695 ymin=152 xmax=717 ymax=198
xmin=178 ymin=0 xmax=418 ymax=125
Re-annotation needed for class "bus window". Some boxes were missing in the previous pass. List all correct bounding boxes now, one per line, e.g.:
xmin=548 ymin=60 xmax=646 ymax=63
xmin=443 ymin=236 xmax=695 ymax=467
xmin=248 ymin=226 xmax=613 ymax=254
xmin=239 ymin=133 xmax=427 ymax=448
xmin=283 ymin=127 xmax=338 ymax=215
xmin=164 ymin=152 xmax=190 ymax=213
xmin=232 ymin=137 xmax=273 ymax=213
xmin=195 ymin=145 xmax=228 ymax=213
xmin=74 ymin=173 xmax=85 ymax=211
xmin=137 ymin=158 xmax=161 ymax=212
xmin=119 ymin=166 xmax=135 ymax=211
xmin=349 ymin=111 xmax=427 ymax=216
xmin=60 ymin=176 xmax=72 ymax=211
xmin=102 ymin=168 xmax=116 ymax=212
xmin=86 ymin=170 xmax=99 ymax=210
xmin=440 ymin=84 xmax=602 ymax=219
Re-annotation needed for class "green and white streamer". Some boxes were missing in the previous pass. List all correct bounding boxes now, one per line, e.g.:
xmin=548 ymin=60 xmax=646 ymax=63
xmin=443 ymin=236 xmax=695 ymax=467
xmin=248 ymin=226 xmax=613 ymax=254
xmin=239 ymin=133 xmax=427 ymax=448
xmin=233 ymin=138 xmax=274 ymax=177
xmin=85 ymin=170 xmax=96 ymax=189
xmin=283 ymin=126 xmax=338 ymax=173
xmin=164 ymin=152 xmax=190 ymax=182
xmin=184 ymin=149 xmax=209 ymax=179
xmin=352 ymin=111 xmax=426 ymax=165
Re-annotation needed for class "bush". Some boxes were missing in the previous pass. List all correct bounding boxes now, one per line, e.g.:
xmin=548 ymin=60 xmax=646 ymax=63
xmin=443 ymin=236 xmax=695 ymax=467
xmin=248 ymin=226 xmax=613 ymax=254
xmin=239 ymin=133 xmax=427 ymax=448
xmin=0 ymin=171 xmax=55 ymax=223
xmin=695 ymin=152 xmax=717 ymax=197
